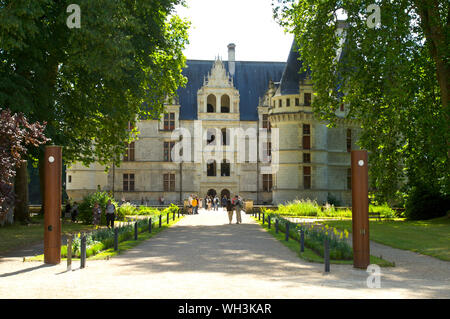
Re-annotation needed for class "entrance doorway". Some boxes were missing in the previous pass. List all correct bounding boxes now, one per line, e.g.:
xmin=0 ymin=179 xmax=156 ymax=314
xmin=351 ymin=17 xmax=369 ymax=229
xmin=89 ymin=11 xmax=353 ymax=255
xmin=221 ymin=189 xmax=230 ymax=199
xmin=207 ymin=189 xmax=217 ymax=197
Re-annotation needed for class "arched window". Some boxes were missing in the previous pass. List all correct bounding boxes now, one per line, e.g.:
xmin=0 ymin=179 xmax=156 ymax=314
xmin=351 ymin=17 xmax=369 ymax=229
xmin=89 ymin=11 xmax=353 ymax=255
xmin=207 ymin=94 xmax=216 ymax=113
xmin=221 ymin=160 xmax=230 ymax=176
xmin=221 ymin=94 xmax=230 ymax=113
xmin=207 ymin=160 xmax=216 ymax=176
xmin=206 ymin=128 xmax=216 ymax=145
xmin=221 ymin=128 xmax=229 ymax=145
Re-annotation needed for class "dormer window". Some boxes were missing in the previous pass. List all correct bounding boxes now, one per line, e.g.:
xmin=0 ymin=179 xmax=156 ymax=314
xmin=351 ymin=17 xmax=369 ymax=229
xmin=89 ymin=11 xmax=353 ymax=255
xmin=221 ymin=94 xmax=230 ymax=113
xmin=207 ymin=94 xmax=216 ymax=113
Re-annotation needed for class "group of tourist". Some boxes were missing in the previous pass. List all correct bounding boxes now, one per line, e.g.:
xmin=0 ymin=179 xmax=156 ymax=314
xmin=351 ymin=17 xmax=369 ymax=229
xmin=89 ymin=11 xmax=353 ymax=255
xmin=63 ymin=201 xmax=79 ymax=222
xmin=187 ymin=193 xmax=244 ymax=224
xmin=92 ymin=200 xmax=117 ymax=228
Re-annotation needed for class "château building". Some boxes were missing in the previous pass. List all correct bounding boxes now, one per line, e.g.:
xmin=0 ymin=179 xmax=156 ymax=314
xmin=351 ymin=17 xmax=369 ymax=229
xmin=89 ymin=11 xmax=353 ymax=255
xmin=66 ymin=41 xmax=361 ymax=206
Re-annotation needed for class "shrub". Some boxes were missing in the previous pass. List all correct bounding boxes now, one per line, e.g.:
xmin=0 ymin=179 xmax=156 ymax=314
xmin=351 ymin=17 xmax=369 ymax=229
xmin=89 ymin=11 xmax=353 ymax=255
xmin=118 ymin=202 xmax=137 ymax=218
xmin=405 ymin=186 xmax=450 ymax=220
xmin=369 ymin=203 xmax=396 ymax=219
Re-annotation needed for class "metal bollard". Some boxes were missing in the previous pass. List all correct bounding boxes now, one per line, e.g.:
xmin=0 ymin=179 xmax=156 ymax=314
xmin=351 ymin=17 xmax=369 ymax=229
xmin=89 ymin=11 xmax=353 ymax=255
xmin=67 ymin=235 xmax=72 ymax=271
xmin=167 ymin=213 xmax=169 ymax=224
xmin=134 ymin=222 xmax=138 ymax=240
xmin=275 ymin=219 xmax=279 ymax=234
xmin=268 ymin=216 xmax=271 ymax=229
xmin=262 ymin=213 xmax=265 ymax=225
xmin=324 ymin=239 xmax=330 ymax=273
xmin=148 ymin=217 xmax=152 ymax=233
xmin=300 ymin=229 xmax=305 ymax=253
xmin=173 ymin=212 xmax=175 ymax=221
xmin=258 ymin=212 xmax=260 ymax=220
xmin=178 ymin=209 xmax=180 ymax=218
xmin=80 ymin=234 xmax=86 ymax=269
xmin=285 ymin=223 xmax=290 ymax=241
xmin=114 ymin=228 xmax=118 ymax=251
xmin=159 ymin=215 xmax=162 ymax=228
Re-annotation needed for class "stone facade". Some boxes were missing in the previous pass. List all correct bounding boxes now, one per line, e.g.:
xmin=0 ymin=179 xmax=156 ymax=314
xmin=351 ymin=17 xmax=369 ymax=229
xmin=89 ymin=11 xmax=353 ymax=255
xmin=66 ymin=43 xmax=360 ymax=206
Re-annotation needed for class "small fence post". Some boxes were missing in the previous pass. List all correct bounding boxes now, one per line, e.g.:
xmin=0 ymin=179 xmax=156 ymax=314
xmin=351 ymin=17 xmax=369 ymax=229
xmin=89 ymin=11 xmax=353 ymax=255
xmin=285 ymin=222 xmax=290 ymax=241
xmin=80 ymin=233 xmax=86 ymax=269
xmin=268 ymin=216 xmax=271 ymax=229
xmin=173 ymin=212 xmax=175 ymax=221
xmin=300 ymin=229 xmax=305 ymax=253
xmin=324 ymin=239 xmax=330 ymax=273
xmin=148 ymin=217 xmax=152 ymax=233
xmin=134 ymin=222 xmax=138 ymax=240
xmin=167 ymin=212 xmax=169 ymax=224
xmin=178 ymin=208 xmax=180 ymax=218
xmin=159 ymin=215 xmax=162 ymax=228
xmin=114 ymin=228 xmax=118 ymax=251
xmin=275 ymin=219 xmax=279 ymax=234
xmin=67 ymin=235 xmax=72 ymax=271
xmin=262 ymin=213 xmax=265 ymax=225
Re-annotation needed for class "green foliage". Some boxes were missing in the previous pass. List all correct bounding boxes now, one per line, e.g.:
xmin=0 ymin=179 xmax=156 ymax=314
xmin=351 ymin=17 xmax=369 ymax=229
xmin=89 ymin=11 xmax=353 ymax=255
xmin=266 ymin=213 xmax=353 ymax=260
xmin=0 ymin=0 xmax=190 ymax=169
xmin=118 ymin=202 xmax=138 ymax=217
xmin=405 ymin=185 xmax=450 ymax=220
xmin=273 ymin=0 xmax=449 ymax=217
xmin=78 ymin=191 xmax=118 ymax=224
xmin=162 ymin=203 xmax=180 ymax=215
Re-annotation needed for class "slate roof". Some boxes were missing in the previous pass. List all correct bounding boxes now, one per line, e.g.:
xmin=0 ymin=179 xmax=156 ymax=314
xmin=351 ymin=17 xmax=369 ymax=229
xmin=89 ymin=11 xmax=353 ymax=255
xmin=278 ymin=41 xmax=309 ymax=95
xmin=177 ymin=60 xmax=286 ymax=121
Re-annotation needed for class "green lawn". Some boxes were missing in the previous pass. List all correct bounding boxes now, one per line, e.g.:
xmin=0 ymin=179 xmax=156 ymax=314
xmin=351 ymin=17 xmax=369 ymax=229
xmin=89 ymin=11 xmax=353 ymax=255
xmin=321 ymin=217 xmax=450 ymax=261
xmin=252 ymin=217 xmax=394 ymax=267
xmin=0 ymin=215 xmax=97 ymax=256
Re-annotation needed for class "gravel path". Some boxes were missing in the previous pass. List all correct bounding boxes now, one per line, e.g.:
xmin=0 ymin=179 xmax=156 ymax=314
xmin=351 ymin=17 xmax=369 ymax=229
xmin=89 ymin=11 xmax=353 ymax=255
xmin=0 ymin=209 xmax=448 ymax=299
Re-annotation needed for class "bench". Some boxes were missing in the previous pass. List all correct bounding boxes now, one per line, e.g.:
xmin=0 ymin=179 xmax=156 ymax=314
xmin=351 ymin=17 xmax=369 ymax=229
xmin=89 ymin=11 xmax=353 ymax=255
xmin=368 ymin=212 xmax=382 ymax=221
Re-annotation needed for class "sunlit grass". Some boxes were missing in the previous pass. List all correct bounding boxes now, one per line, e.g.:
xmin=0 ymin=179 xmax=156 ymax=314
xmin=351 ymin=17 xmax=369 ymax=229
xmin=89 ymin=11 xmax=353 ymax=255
xmin=322 ymin=217 xmax=450 ymax=261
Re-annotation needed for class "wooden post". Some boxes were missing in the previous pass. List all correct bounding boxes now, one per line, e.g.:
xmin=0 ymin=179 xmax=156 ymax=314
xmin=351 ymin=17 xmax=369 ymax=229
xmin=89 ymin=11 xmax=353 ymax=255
xmin=80 ymin=234 xmax=86 ymax=269
xmin=148 ymin=217 xmax=152 ymax=233
xmin=134 ymin=222 xmax=138 ymax=240
xmin=67 ymin=235 xmax=72 ymax=271
xmin=300 ymin=229 xmax=305 ymax=252
xmin=114 ymin=228 xmax=118 ymax=251
xmin=324 ymin=239 xmax=330 ymax=272
xmin=44 ymin=146 xmax=62 ymax=265
xmin=351 ymin=150 xmax=370 ymax=269
xmin=285 ymin=222 xmax=289 ymax=241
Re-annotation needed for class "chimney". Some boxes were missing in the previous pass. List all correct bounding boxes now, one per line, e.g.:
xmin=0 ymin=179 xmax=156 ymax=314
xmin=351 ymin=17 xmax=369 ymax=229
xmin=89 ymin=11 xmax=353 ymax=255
xmin=227 ymin=43 xmax=236 ymax=77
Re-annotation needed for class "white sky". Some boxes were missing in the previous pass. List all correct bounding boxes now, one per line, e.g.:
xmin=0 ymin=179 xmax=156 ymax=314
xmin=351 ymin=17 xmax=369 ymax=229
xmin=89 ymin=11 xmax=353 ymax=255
xmin=174 ymin=0 xmax=294 ymax=62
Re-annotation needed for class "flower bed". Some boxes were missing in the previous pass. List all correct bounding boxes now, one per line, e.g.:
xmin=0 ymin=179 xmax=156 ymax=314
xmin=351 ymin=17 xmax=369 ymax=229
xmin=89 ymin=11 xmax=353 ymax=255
xmin=264 ymin=212 xmax=353 ymax=260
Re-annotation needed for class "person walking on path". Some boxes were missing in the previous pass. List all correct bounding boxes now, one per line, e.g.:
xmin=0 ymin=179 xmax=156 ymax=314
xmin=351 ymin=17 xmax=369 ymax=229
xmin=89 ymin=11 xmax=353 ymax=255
xmin=225 ymin=195 xmax=234 ymax=224
xmin=92 ymin=202 xmax=102 ymax=226
xmin=105 ymin=200 xmax=117 ymax=229
xmin=233 ymin=195 xmax=242 ymax=224
xmin=221 ymin=196 xmax=227 ymax=210
xmin=213 ymin=196 xmax=219 ymax=211
xmin=71 ymin=202 xmax=79 ymax=222
xmin=192 ymin=196 xmax=198 ymax=215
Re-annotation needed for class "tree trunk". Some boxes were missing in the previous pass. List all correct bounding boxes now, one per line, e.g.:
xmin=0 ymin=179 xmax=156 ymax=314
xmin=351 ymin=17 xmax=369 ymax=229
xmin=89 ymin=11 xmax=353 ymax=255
xmin=414 ymin=0 xmax=449 ymax=157
xmin=14 ymin=160 xmax=29 ymax=224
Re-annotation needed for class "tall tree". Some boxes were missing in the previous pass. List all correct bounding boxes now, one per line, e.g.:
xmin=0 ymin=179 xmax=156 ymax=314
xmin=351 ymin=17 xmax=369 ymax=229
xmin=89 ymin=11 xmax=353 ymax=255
xmin=0 ymin=0 xmax=190 ymax=208
xmin=273 ymin=0 xmax=449 ymax=207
